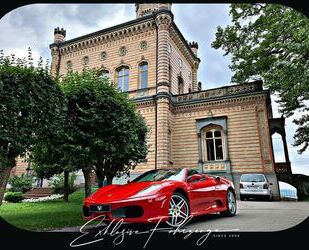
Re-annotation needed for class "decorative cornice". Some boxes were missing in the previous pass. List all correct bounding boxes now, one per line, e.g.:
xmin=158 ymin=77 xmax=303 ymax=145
xmin=130 ymin=93 xmax=268 ymax=113
xmin=50 ymin=16 xmax=156 ymax=55
xmin=172 ymin=93 xmax=268 ymax=114
xmin=157 ymin=81 xmax=170 ymax=87
xmin=173 ymin=80 xmax=264 ymax=102
xmin=134 ymin=96 xmax=156 ymax=108
xmin=156 ymin=92 xmax=172 ymax=100
xmin=154 ymin=10 xmax=173 ymax=27
xmin=130 ymin=81 xmax=268 ymax=111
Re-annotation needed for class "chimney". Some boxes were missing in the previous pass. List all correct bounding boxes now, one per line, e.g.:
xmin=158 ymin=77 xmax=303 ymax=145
xmin=189 ymin=41 xmax=198 ymax=56
xmin=54 ymin=27 xmax=66 ymax=44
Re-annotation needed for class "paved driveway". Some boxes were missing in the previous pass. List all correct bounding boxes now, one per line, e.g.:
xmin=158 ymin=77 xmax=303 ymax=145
xmin=50 ymin=201 xmax=309 ymax=232
xmin=185 ymin=201 xmax=309 ymax=232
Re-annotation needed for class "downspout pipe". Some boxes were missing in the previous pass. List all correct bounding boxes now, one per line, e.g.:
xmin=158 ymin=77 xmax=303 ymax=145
xmin=154 ymin=14 xmax=158 ymax=170
xmin=56 ymin=44 xmax=61 ymax=77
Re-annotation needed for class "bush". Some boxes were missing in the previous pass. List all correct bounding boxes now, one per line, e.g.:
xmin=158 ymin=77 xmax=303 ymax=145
xmin=8 ymin=174 xmax=33 ymax=193
xmin=4 ymin=192 xmax=24 ymax=203
xmin=49 ymin=172 xmax=77 ymax=195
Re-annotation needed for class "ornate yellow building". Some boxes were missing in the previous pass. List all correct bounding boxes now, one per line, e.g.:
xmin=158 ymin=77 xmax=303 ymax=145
xmin=18 ymin=3 xmax=288 ymax=199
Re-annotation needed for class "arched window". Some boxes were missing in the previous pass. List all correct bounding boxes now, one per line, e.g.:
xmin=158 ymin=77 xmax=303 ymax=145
xmin=178 ymin=76 xmax=184 ymax=94
xmin=82 ymin=56 xmax=89 ymax=67
xmin=116 ymin=66 xmax=129 ymax=91
xmin=139 ymin=62 xmax=148 ymax=89
xmin=203 ymin=127 xmax=224 ymax=161
xmin=101 ymin=69 xmax=109 ymax=78
xmin=66 ymin=60 xmax=73 ymax=69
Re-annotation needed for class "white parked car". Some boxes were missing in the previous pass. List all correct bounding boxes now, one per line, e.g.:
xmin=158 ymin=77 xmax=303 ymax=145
xmin=239 ymin=174 xmax=273 ymax=201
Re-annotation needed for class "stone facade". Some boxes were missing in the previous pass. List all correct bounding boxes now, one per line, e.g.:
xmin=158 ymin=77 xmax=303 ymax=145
xmin=13 ymin=4 xmax=283 ymax=199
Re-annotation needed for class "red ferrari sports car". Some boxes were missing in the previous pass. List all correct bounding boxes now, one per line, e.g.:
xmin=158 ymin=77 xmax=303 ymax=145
xmin=83 ymin=168 xmax=236 ymax=227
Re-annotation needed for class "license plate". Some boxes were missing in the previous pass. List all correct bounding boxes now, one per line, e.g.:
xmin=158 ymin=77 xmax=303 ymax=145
xmin=89 ymin=204 xmax=111 ymax=212
xmin=247 ymin=189 xmax=260 ymax=192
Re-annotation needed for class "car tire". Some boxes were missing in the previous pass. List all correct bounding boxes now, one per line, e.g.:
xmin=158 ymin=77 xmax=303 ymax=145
xmin=221 ymin=189 xmax=237 ymax=217
xmin=166 ymin=192 xmax=190 ymax=228
xmin=240 ymin=195 xmax=244 ymax=201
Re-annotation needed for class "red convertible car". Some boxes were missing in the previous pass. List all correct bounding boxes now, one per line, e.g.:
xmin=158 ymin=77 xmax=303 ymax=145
xmin=83 ymin=168 xmax=236 ymax=227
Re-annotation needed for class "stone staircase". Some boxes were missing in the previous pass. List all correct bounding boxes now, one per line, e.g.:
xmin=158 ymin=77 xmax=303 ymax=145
xmin=24 ymin=188 xmax=53 ymax=199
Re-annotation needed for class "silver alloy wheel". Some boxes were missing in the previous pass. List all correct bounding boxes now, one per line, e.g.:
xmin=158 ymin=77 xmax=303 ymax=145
xmin=227 ymin=190 xmax=236 ymax=215
xmin=166 ymin=194 xmax=189 ymax=227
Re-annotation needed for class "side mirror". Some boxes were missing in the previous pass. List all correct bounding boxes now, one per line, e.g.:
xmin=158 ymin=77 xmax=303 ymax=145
xmin=215 ymin=176 xmax=221 ymax=182
xmin=127 ymin=179 xmax=131 ymax=184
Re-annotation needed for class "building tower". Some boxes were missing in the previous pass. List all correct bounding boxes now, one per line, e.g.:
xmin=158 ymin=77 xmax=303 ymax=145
xmin=155 ymin=4 xmax=173 ymax=168
xmin=50 ymin=27 xmax=66 ymax=77
xmin=135 ymin=3 xmax=172 ymax=18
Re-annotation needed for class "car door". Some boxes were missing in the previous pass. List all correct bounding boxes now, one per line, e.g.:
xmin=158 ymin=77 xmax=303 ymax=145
xmin=187 ymin=175 xmax=217 ymax=213
xmin=213 ymin=177 xmax=228 ymax=202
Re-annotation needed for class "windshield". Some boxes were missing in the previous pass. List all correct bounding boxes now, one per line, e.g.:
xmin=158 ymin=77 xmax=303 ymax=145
xmin=241 ymin=174 xmax=265 ymax=182
xmin=132 ymin=168 xmax=185 ymax=183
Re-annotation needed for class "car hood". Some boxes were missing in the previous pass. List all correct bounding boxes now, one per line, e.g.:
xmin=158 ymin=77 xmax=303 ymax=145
xmin=85 ymin=181 xmax=168 ymax=203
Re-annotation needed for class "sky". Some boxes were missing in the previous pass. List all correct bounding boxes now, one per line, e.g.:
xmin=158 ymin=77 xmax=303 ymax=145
xmin=0 ymin=3 xmax=308 ymax=179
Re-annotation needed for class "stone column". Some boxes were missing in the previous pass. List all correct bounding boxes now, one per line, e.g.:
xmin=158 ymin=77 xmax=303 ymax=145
xmin=155 ymin=11 xmax=173 ymax=168
xmin=192 ymin=62 xmax=199 ymax=91
xmin=281 ymin=131 xmax=291 ymax=172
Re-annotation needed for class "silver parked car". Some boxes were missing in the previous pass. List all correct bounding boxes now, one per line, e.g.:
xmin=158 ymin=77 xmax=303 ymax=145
xmin=239 ymin=174 xmax=273 ymax=201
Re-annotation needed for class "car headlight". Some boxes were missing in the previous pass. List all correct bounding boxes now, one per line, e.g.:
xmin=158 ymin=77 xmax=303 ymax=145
xmin=131 ymin=184 xmax=162 ymax=198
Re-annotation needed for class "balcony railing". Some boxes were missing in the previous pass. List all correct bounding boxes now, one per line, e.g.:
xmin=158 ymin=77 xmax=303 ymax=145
xmin=173 ymin=81 xmax=263 ymax=103
xmin=275 ymin=162 xmax=292 ymax=174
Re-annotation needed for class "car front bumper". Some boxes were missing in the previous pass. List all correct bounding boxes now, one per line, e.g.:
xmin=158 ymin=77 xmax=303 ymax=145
xmin=83 ymin=193 xmax=170 ymax=223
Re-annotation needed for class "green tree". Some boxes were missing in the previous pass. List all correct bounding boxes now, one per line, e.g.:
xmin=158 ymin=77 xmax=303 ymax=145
xmin=212 ymin=3 xmax=309 ymax=153
xmin=31 ymin=136 xmax=74 ymax=202
xmin=0 ymin=50 xmax=66 ymax=205
xmin=37 ymin=69 xmax=148 ymax=197
xmin=61 ymin=69 xmax=148 ymax=195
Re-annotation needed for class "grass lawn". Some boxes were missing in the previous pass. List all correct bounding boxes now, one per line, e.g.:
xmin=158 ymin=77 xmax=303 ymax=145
xmin=0 ymin=188 xmax=96 ymax=231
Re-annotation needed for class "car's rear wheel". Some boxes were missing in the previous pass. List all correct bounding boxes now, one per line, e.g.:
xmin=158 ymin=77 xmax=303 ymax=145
xmin=240 ymin=195 xmax=244 ymax=201
xmin=221 ymin=189 xmax=237 ymax=217
xmin=166 ymin=193 xmax=190 ymax=227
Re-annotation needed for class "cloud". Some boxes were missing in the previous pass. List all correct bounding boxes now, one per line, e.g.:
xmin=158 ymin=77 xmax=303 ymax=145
xmin=0 ymin=4 xmax=135 ymax=61
xmin=173 ymin=4 xmax=233 ymax=89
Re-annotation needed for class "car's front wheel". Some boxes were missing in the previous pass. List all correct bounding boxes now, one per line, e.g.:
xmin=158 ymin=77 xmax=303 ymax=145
xmin=221 ymin=189 xmax=237 ymax=217
xmin=166 ymin=193 xmax=190 ymax=227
